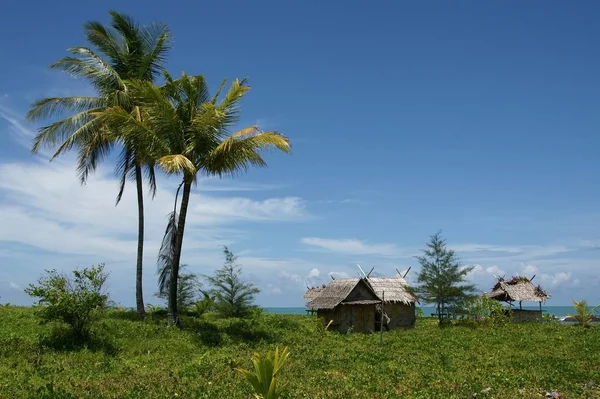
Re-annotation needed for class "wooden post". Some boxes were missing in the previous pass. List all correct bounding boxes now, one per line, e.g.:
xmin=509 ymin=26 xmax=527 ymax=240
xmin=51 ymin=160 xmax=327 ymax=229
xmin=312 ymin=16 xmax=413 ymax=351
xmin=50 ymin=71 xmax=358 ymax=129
xmin=379 ymin=291 xmax=385 ymax=344
xmin=519 ymin=301 xmax=522 ymax=310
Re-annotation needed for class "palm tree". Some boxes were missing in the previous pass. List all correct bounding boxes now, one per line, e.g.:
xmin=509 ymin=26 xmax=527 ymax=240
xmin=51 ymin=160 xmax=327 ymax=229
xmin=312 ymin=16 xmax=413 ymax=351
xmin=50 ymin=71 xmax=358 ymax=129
xmin=567 ymin=299 xmax=599 ymax=327
xmin=100 ymin=73 xmax=290 ymax=325
xmin=26 ymin=11 xmax=170 ymax=319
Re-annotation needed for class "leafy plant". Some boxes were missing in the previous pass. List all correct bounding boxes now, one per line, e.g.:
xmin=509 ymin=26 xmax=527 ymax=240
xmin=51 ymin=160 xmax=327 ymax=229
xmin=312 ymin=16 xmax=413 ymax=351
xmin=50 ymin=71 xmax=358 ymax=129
xmin=24 ymin=264 xmax=109 ymax=340
xmin=455 ymin=296 xmax=509 ymax=327
xmin=194 ymin=292 xmax=216 ymax=317
xmin=236 ymin=346 xmax=290 ymax=399
xmin=156 ymin=264 xmax=202 ymax=311
xmin=567 ymin=299 xmax=599 ymax=327
xmin=205 ymin=247 xmax=260 ymax=318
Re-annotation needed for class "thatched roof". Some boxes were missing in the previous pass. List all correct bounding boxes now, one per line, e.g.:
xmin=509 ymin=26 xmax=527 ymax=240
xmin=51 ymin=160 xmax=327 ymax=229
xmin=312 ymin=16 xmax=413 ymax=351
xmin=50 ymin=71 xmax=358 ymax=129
xmin=303 ymin=287 xmax=325 ymax=301
xmin=366 ymin=276 xmax=417 ymax=305
xmin=306 ymin=278 xmax=379 ymax=311
xmin=486 ymin=276 xmax=550 ymax=303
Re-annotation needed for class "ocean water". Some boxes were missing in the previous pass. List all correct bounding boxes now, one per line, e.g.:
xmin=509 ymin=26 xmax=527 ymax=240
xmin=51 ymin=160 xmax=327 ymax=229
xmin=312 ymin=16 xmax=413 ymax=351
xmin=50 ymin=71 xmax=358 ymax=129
xmin=264 ymin=306 xmax=577 ymax=318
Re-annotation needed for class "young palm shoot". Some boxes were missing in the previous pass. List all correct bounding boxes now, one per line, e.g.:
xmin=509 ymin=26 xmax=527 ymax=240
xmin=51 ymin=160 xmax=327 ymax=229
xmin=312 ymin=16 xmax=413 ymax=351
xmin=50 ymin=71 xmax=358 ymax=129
xmin=236 ymin=346 xmax=290 ymax=399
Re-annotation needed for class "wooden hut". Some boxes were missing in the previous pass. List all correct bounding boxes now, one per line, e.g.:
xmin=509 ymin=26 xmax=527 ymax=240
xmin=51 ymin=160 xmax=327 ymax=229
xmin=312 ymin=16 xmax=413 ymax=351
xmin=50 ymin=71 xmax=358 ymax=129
xmin=303 ymin=287 xmax=325 ymax=314
xmin=306 ymin=278 xmax=381 ymax=333
xmin=366 ymin=276 xmax=417 ymax=329
xmin=485 ymin=276 xmax=550 ymax=322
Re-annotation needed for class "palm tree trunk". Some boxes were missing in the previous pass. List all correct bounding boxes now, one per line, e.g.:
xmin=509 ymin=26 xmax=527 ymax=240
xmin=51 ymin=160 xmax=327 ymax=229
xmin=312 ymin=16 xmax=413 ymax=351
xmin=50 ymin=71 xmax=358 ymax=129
xmin=168 ymin=180 xmax=191 ymax=326
xmin=135 ymin=163 xmax=146 ymax=319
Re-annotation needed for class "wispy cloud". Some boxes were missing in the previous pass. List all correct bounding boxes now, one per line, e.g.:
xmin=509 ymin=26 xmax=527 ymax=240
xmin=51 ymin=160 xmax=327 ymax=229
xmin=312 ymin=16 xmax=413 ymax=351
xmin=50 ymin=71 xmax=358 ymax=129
xmin=0 ymin=102 xmax=35 ymax=149
xmin=301 ymin=237 xmax=409 ymax=258
xmin=0 ymin=161 xmax=309 ymax=261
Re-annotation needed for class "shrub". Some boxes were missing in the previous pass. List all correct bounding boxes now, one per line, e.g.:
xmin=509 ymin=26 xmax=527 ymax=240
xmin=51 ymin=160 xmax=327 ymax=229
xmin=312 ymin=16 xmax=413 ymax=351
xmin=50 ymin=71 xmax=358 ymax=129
xmin=24 ymin=264 xmax=109 ymax=341
xmin=194 ymin=292 xmax=216 ymax=317
xmin=455 ymin=296 xmax=509 ymax=327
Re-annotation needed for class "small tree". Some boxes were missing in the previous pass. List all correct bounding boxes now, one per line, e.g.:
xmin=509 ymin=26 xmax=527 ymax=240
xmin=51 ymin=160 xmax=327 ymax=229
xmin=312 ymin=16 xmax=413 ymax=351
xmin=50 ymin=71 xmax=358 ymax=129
xmin=24 ymin=264 xmax=109 ymax=339
xmin=156 ymin=264 xmax=202 ymax=311
xmin=415 ymin=231 xmax=476 ymax=325
xmin=206 ymin=246 xmax=260 ymax=318
xmin=567 ymin=299 xmax=599 ymax=328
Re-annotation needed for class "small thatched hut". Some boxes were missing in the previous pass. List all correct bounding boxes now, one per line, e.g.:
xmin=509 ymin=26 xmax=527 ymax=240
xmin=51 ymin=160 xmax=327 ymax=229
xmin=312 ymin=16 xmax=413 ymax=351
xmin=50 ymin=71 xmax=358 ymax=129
xmin=486 ymin=276 xmax=550 ymax=322
xmin=366 ymin=276 xmax=417 ymax=329
xmin=306 ymin=278 xmax=381 ymax=333
xmin=303 ymin=287 xmax=325 ymax=302
xmin=302 ymin=287 xmax=325 ymax=314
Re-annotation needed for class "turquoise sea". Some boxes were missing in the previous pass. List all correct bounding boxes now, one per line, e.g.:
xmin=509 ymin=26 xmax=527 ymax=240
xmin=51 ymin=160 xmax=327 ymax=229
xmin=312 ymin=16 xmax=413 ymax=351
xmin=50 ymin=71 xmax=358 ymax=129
xmin=264 ymin=306 xmax=577 ymax=318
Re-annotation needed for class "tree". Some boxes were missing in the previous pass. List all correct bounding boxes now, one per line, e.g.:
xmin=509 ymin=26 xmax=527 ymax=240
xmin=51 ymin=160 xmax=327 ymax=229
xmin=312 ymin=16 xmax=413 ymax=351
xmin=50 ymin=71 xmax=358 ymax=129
xmin=104 ymin=74 xmax=290 ymax=325
xmin=415 ymin=231 xmax=476 ymax=325
xmin=567 ymin=299 xmax=599 ymax=328
xmin=205 ymin=246 xmax=260 ymax=318
xmin=26 ymin=11 xmax=170 ymax=319
xmin=156 ymin=264 xmax=202 ymax=311
xmin=24 ymin=264 xmax=109 ymax=340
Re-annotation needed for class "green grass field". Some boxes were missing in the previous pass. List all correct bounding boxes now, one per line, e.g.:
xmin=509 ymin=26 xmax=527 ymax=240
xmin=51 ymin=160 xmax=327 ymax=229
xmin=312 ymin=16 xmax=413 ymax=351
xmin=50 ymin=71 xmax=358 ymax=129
xmin=0 ymin=306 xmax=598 ymax=398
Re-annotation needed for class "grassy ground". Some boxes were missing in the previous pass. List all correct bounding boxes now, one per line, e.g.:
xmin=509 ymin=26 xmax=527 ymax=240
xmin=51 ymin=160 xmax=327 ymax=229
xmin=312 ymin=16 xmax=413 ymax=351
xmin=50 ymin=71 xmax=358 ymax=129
xmin=0 ymin=306 xmax=598 ymax=398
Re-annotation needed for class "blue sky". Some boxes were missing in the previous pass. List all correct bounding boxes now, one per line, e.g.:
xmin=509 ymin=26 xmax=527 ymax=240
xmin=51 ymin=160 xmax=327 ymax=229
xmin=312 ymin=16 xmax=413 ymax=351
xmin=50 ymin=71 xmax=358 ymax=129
xmin=1 ymin=1 xmax=599 ymax=307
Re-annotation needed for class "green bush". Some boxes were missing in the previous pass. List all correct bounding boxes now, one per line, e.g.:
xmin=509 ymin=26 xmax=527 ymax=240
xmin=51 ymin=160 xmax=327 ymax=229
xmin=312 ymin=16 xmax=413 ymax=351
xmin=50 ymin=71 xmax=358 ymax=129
xmin=455 ymin=296 xmax=509 ymax=327
xmin=24 ymin=264 xmax=109 ymax=341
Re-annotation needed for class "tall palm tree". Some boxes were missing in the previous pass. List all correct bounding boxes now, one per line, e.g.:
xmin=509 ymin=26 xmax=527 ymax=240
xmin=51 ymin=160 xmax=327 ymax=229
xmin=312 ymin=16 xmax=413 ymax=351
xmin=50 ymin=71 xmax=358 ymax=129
xmin=99 ymin=73 xmax=291 ymax=325
xmin=26 ymin=11 xmax=170 ymax=319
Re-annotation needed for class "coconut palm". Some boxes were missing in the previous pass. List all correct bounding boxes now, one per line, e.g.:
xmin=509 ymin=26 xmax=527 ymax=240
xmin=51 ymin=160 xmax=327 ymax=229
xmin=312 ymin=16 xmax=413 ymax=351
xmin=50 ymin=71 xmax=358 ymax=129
xmin=99 ymin=73 xmax=290 ymax=325
xmin=26 ymin=11 xmax=170 ymax=319
xmin=567 ymin=299 xmax=599 ymax=327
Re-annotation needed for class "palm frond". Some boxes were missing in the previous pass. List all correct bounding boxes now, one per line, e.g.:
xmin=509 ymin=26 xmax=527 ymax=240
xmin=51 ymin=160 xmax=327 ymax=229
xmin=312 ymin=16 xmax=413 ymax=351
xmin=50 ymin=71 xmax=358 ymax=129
xmin=201 ymin=128 xmax=290 ymax=177
xmin=214 ymin=79 xmax=250 ymax=127
xmin=76 ymin=128 xmax=114 ymax=184
xmin=32 ymin=109 xmax=105 ymax=157
xmin=83 ymin=20 xmax=125 ymax=66
xmin=145 ymin=162 xmax=157 ymax=199
xmin=138 ymin=22 xmax=171 ymax=81
xmin=157 ymin=210 xmax=178 ymax=295
xmin=157 ymin=154 xmax=196 ymax=176
xmin=51 ymin=48 xmax=125 ymax=92
xmin=115 ymin=146 xmax=135 ymax=205
xmin=26 ymin=96 xmax=106 ymax=121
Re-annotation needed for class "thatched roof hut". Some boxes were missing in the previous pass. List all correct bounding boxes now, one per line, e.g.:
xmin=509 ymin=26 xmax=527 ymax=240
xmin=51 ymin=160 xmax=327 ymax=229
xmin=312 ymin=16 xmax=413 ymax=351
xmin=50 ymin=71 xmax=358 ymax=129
xmin=486 ymin=276 xmax=550 ymax=303
xmin=303 ymin=287 xmax=325 ymax=302
xmin=306 ymin=278 xmax=381 ymax=311
xmin=366 ymin=276 xmax=418 ymax=305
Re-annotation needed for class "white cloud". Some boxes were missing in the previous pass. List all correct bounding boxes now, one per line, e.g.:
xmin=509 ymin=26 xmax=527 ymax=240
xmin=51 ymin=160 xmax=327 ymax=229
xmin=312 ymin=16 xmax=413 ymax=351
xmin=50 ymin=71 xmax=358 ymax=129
xmin=9 ymin=282 xmax=21 ymax=290
xmin=308 ymin=268 xmax=320 ymax=278
xmin=455 ymin=243 xmax=574 ymax=263
xmin=0 ymin=102 xmax=37 ymax=150
xmin=522 ymin=264 xmax=538 ymax=275
xmin=485 ymin=265 xmax=505 ymax=276
xmin=328 ymin=271 xmax=350 ymax=279
xmin=0 ymin=160 xmax=309 ymax=260
xmin=540 ymin=272 xmax=577 ymax=287
xmin=301 ymin=237 xmax=407 ymax=257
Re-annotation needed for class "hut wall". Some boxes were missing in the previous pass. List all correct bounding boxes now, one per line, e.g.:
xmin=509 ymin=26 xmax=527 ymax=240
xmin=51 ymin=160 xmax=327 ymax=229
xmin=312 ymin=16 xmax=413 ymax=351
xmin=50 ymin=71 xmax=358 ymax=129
xmin=317 ymin=304 xmax=375 ymax=333
xmin=385 ymin=302 xmax=416 ymax=329
xmin=510 ymin=309 xmax=542 ymax=322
